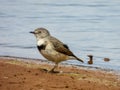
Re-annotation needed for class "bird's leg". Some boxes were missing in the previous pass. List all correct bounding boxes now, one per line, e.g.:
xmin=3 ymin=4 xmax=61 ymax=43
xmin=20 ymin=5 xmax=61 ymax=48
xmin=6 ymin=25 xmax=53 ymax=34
xmin=50 ymin=63 xmax=58 ymax=73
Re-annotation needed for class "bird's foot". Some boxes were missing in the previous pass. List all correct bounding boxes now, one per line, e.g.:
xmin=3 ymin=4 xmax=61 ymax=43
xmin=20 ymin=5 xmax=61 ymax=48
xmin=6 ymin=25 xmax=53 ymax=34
xmin=39 ymin=68 xmax=60 ymax=73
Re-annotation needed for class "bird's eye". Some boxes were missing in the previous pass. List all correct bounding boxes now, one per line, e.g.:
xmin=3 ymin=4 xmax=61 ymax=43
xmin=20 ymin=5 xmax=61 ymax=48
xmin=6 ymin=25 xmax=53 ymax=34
xmin=38 ymin=31 xmax=41 ymax=33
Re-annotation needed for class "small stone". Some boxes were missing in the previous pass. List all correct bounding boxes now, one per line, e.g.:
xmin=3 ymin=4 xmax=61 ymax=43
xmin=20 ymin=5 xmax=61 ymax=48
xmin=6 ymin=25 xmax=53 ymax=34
xmin=87 ymin=54 xmax=93 ymax=64
xmin=35 ymin=73 xmax=39 ymax=76
xmin=27 ymin=70 xmax=31 ymax=73
xmin=104 ymin=58 xmax=110 ymax=62
xmin=65 ymin=85 xmax=69 ymax=88
xmin=14 ymin=74 xmax=17 ymax=77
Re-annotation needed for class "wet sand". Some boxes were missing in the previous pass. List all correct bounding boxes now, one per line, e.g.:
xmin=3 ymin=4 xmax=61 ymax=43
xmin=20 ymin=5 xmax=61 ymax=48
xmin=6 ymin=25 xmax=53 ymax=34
xmin=0 ymin=57 xmax=120 ymax=90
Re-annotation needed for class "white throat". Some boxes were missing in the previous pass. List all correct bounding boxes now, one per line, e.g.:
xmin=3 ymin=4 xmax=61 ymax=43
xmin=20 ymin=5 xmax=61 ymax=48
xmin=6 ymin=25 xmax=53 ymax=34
xmin=37 ymin=39 xmax=46 ymax=46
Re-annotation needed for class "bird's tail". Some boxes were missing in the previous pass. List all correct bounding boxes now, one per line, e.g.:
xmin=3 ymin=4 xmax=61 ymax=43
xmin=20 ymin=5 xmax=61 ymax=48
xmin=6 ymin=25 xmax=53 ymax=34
xmin=74 ymin=56 xmax=84 ymax=63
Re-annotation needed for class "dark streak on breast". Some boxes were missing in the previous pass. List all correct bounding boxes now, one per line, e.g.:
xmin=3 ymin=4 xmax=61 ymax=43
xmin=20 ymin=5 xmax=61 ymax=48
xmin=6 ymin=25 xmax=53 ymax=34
xmin=37 ymin=45 xmax=46 ymax=51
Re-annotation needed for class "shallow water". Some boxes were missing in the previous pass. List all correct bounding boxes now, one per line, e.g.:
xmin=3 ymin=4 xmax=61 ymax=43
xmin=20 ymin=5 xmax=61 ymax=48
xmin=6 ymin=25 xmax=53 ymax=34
xmin=0 ymin=0 xmax=120 ymax=71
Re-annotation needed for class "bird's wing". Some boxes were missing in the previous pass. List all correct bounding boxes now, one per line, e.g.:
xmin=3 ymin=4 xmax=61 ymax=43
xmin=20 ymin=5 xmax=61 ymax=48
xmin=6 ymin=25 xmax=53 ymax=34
xmin=49 ymin=36 xmax=84 ymax=63
xmin=49 ymin=36 xmax=74 ymax=56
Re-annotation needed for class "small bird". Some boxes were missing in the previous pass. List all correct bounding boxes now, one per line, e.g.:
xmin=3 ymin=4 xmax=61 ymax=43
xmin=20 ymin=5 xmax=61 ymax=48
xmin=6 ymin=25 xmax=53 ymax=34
xmin=30 ymin=28 xmax=84 ymax=72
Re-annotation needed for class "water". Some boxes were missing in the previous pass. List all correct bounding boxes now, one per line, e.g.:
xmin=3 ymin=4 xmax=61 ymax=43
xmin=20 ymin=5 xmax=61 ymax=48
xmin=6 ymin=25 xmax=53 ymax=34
xmin=0 ymin=0 xmax=120 ymax=71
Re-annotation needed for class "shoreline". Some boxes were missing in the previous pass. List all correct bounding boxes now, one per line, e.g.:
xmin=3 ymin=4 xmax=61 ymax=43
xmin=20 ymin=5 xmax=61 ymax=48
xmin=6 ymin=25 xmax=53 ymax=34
xmin=0 ymin=55 xmax=119 ymax=73
xmin=0 ymin=56 xmax=120 ymax=90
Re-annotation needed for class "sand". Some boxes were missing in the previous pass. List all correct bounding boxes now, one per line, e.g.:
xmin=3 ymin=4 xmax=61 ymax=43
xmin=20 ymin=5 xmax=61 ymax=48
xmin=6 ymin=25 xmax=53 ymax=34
xmin=0 ymin=57 xmax=120 ymax=90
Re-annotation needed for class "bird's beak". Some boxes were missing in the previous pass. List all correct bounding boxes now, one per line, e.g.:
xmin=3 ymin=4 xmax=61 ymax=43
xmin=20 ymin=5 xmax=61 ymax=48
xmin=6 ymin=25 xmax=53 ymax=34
xmin=30 ymin=31 xmax=35 ymax=34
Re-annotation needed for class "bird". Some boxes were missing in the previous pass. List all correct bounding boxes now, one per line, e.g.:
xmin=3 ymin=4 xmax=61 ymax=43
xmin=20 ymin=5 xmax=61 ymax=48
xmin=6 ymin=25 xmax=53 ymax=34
xmin=87 ymin=55 xmax=93 ymax=64
xmin=30 ymin=28 xmax=84 ymax=72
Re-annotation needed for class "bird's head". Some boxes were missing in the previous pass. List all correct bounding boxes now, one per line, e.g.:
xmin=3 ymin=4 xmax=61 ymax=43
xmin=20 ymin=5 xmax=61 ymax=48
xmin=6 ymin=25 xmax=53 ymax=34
xmin=30 ymin=28 xmax=50 ymax=39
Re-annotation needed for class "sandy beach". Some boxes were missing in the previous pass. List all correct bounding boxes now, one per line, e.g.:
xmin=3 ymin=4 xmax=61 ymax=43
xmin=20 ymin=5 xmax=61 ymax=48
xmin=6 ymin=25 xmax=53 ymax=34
xmin=0 ymin=57 xmax=120 ymax=90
